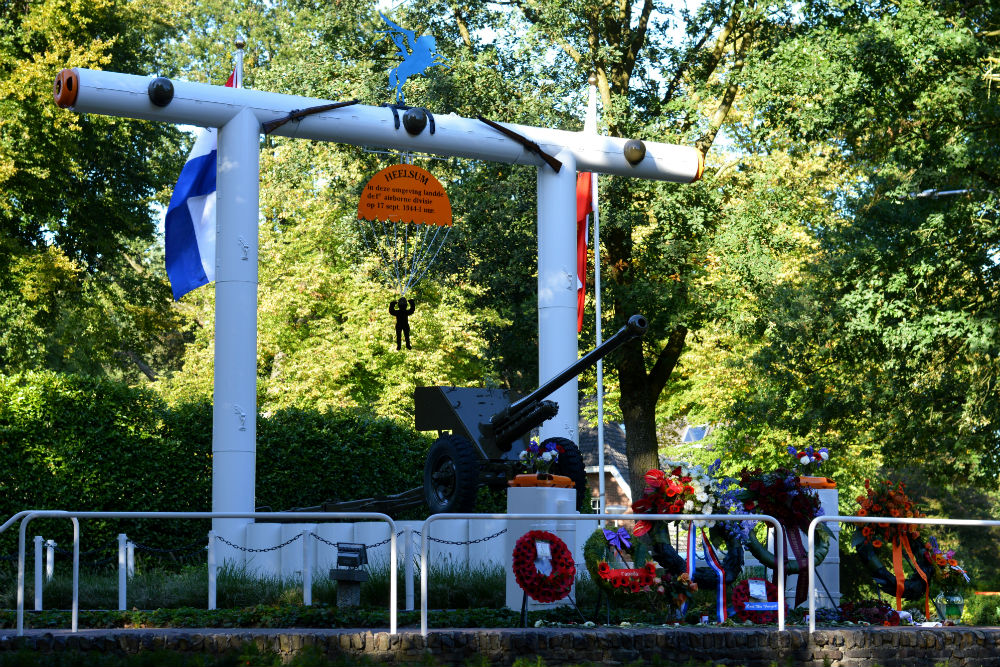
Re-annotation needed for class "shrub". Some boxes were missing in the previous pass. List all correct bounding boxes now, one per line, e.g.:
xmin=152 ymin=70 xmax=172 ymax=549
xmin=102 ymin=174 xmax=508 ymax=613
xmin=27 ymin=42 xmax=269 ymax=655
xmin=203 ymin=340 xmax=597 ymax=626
xmin=0 ymin=371 xmax=212 ymax=554
xmin=254 ymin=408 xmax=432 ymax=513
xmin=0 ymin=372 xmax=434 ymax=556
xmin=962 ymin=592 xmax=1000 ymax=626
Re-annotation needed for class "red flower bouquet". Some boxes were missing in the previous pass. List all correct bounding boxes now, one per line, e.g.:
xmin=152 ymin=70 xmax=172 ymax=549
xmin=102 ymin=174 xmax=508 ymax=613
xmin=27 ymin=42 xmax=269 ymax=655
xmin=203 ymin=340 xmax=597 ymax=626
xmin=735 ymin=467 xmax=820 ymax=534
xmin=631 ymin=461 xmax=719 ymax=538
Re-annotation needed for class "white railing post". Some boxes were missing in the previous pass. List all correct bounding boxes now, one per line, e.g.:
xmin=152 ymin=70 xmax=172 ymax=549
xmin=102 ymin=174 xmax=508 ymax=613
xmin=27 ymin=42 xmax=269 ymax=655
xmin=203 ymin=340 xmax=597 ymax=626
xmin=45 ymin=539 xmax=56 ymax=581
xmin=404 ymin=527 xmax=414 ymax=612
xmin=207 ymin=530 xmax=217 ymax=611
xmin=33 ymin=536 xmax=43 ymax=611
xmin=70 ymin=518 xmax=79 ymax=633
xmin=302 ymin=530 xmax=312 ymax=606
xmin=117 ymin=534 xmax=128 ymax=611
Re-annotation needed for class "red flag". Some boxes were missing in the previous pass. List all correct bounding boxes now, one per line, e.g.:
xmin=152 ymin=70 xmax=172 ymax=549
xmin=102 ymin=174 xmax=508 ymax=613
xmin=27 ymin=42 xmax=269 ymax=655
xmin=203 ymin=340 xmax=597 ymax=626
xmin=576 ymin=172 xmax=593 ymax=332
xmin=225 ymin=68 xmax=240 ymax=88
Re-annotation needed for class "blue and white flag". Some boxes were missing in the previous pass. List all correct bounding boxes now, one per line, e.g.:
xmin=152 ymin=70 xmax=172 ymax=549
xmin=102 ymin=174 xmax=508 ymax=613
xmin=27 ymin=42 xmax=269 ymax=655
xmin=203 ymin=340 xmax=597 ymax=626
xmin=165 ymin=69 xmax=238 ymax=300
xmin=164 ymin=128 xmax=218 ymax=300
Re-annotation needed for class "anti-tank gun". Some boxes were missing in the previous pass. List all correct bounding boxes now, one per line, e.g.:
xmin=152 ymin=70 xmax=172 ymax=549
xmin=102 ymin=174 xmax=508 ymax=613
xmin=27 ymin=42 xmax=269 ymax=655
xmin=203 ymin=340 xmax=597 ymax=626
xmin=415 ymin=314 xmax=648 ymax=513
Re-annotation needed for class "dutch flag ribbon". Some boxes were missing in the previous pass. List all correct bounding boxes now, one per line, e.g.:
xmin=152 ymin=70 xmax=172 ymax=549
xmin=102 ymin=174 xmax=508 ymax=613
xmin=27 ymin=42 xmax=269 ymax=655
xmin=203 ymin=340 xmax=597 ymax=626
xmin=165 ymin=69 xmax=239 ymax=300
xmin=701 ymin=529 xmax=728 ymax=622
xmin=681 ymin=521 xmax=697 ymax=614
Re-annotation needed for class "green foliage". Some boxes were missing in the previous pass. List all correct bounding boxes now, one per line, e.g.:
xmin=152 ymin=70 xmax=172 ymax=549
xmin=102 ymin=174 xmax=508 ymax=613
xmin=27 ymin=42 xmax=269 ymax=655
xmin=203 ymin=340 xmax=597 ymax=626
xmin=962 ymin=592 xmax=1000 ymax=627
xmin=0 ymin=0 xmax=189 ymax=381
xmin=255 ymin=407 xmax=432 ymax=511
xmin=0 ymin=371 xmax=438 ymax=553
xmin=0 ymin=371 xmax=212 ymax=552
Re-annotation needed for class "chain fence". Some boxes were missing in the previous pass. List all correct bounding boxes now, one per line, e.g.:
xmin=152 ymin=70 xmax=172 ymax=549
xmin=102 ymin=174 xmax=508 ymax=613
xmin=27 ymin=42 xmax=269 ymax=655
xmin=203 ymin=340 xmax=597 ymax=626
xmin=7 ymin=523 xmax=511 ymax=575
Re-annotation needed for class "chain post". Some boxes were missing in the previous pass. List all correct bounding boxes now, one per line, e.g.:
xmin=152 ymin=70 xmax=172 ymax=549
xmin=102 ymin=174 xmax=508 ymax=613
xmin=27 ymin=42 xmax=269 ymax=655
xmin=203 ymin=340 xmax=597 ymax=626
xmin=207 ymin=530 xmax=217 ymax=611
xmin=117 ymin=534 xmax=128 ymax=611
xmin=302 ymin=530 xmax=313 ymax=606
xmin=404 ymin=527 xmax=414 ymax=611
xmin=44 ymin=540 xmax=55 ymax=581
xmin=33 ymin=536 xmax=43 ymax=612
xmin=126 ymin=539 xmax=135 ymax=578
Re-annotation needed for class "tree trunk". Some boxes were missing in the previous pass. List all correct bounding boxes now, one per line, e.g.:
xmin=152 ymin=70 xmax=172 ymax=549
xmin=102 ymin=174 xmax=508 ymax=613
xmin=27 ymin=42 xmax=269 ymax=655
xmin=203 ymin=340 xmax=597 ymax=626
xmin=616 ymin=321 xmax=688 ymax=496
xmin=621 ymin=386 xmax=659 ymax=501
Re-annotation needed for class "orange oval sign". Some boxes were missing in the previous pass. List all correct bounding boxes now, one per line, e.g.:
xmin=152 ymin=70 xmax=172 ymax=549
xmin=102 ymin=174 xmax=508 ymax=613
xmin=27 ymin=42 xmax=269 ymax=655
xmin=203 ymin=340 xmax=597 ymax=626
xmin=358 ymin=164 xmax=452 ymax=226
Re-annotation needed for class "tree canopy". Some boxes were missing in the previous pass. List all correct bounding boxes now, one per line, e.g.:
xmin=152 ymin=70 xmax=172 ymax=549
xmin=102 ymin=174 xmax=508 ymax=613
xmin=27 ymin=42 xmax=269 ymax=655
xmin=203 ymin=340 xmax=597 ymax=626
xmin=1 ymin=0 xmax=998 ymax=507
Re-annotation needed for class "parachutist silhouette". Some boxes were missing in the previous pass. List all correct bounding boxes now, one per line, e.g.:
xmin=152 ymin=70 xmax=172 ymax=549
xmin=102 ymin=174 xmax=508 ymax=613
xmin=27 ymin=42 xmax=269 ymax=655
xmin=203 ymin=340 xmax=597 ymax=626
xmin=389 ymin=297 xmax=416 ymax=350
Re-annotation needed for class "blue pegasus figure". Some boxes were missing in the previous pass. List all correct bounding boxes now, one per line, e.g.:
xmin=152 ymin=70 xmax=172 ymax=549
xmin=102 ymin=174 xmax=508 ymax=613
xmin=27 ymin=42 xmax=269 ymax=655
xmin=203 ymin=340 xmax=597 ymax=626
xmin=378 ymin=13 xmax=447 ymax=105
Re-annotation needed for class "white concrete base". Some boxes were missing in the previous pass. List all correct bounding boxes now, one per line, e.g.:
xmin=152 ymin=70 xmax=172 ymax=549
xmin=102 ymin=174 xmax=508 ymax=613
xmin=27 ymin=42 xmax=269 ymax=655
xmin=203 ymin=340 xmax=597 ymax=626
xmin=505 ymin=486 xmax=579 ymax=611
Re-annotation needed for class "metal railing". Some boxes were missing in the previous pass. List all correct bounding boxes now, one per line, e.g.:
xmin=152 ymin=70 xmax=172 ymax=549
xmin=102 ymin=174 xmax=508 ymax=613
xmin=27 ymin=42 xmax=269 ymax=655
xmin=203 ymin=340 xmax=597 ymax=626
xmin=420 ymin=512 xmax=787 ymax=635
xmin=807 ymin=515 xmax=1000 ymax=633
xmin=12 ymin=511 xmax=398 ymax=636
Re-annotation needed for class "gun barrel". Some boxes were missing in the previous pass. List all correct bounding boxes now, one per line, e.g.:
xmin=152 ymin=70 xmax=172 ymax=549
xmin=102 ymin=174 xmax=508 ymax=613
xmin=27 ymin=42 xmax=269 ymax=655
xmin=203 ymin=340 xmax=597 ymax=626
xmin=505 ymin=314 xmax=647 ymax=416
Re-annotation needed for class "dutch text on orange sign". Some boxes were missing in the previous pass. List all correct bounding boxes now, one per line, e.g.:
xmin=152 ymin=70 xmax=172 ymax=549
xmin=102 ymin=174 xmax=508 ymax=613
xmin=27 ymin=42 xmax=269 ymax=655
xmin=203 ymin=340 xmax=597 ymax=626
xmin=358 ymin=164 xmax=452 ymax=226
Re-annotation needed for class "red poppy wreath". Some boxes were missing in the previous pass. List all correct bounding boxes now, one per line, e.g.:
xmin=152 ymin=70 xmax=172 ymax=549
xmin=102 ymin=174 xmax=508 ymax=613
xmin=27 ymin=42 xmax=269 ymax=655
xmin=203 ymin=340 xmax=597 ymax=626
xmin=512 ymin=530 xmax=576 ymax=603
xmin=731 ymin=578 xmax=781 ymax=624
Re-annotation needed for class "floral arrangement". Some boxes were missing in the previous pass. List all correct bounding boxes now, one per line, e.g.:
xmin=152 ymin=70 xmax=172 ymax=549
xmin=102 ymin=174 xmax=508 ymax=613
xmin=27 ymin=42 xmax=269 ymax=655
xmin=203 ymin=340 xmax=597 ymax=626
xmin=512 ymin=530 xmax=576 ymax=603
xmin=518 ymin=439 xmax=562 ymax=475
xmin=582 ymin=526 xmax=697 ymax=613
xmin=656 ymin=570 xmax=699 ymax=610
xmin=731 ymin=578 xmax=780 ymax=624
xmin=838 ymin=600 xmax=903 ymax=626
xmin=923 ymin=537 xmax=970 ymax=588
xmin=854 ymin=479 xmax=937 ymax=615
xmin=734 ymin=467 xmax=821 ymax=533
xmin=855 ymin=479 xmax=924 ymax=548
xmin=786 ymin=445 xmax=829 ymax=470
xmin=631 ymin=459 xmax=719 ymax=536
xmin=586 ymin=526 xmax=654 ymax=592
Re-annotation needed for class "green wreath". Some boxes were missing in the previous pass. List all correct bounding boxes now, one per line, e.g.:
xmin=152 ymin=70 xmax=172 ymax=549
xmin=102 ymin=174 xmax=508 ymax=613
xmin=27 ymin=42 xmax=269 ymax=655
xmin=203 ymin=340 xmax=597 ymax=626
xmin=746 ymin=523 xmax=834 ymax=574
xmin=583 ymin=528 xmax=655 ymax=599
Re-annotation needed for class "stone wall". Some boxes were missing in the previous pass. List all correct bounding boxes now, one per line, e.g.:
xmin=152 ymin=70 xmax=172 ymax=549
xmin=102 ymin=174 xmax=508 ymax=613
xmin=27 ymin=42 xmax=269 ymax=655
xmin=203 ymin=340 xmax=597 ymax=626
xmin=4 ymin=626 xmax=1000 ymax=666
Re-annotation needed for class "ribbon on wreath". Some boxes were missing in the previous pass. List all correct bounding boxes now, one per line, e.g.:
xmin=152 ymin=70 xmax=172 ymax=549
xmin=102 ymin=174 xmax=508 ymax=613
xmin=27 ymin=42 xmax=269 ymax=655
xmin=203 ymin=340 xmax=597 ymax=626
xmin=603 ymin=527 xmax=631 ymax=551
xmin=893 ymin=533 xmax=930 ymax=618
xmin=701 ymin=529 xmax=728 ymax=622
xmin=785 ymin=528 xmax=810 ymax=608
xmin=682 ymin=521 xmax=697 ymax=614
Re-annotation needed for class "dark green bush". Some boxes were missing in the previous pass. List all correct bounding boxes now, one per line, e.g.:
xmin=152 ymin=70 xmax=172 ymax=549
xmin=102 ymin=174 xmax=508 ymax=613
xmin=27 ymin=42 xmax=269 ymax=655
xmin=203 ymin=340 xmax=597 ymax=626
xmin=254 ymin=407 xmax=432 ymax=513
xmin=0 ymin=371 xmax=212 ymax=555
xmin=0 ymin=372 xmax=433 ymax=558
xmin=962 ymin=592 xmax=1000 ymax=625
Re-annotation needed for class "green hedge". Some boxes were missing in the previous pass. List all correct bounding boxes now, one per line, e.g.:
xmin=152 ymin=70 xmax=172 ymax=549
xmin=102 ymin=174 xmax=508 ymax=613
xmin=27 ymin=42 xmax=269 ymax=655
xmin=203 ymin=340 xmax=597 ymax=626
xmin=0 ymin=372 xmax=432 ymax=558
xmin=255 ymin=407 xmax=432 ymax=512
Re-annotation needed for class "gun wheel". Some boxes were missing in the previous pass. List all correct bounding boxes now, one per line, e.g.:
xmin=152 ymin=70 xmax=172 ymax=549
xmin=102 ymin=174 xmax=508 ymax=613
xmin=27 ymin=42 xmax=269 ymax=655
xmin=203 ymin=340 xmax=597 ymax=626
xmin=423 ymin=434 xmax=479 ymax=513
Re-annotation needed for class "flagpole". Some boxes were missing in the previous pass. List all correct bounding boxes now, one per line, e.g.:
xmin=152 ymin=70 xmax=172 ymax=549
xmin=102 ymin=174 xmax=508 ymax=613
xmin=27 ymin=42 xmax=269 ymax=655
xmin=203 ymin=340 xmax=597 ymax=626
xmin=234 ymin=36 xmax=245 ymax=88
xmin=584 ymin=75 xmax=606 ymax=521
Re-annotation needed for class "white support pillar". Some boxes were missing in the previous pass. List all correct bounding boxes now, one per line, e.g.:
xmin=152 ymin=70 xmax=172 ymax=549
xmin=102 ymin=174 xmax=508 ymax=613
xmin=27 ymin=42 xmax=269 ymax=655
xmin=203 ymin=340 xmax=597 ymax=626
xmin=537 ymin=151 xmax=579 ymax=444
xmin=212 ymin=107 xmax=261 ymax=558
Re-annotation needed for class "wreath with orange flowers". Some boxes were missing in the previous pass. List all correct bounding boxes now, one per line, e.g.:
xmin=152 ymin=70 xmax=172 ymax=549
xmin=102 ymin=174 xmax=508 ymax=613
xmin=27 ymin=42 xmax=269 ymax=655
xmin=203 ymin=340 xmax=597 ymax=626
xmin=852 ymin=479 xmax=932 ymax=601
xmin=512 ymin=530 xmax=576 ymax=603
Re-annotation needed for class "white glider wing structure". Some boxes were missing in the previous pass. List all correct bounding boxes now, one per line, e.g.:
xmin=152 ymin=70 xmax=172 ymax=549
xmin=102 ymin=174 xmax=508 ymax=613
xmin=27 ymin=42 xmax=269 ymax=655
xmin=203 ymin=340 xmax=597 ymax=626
xmin=56 ymin=68 xmax=703 ymax=182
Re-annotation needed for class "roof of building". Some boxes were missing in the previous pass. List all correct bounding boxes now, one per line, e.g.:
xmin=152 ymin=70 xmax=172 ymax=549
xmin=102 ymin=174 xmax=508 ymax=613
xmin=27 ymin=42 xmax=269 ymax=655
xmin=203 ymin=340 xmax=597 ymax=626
xmin=577 ymin=421 xmax=629 ymax=476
